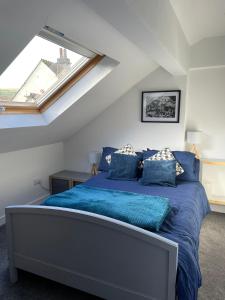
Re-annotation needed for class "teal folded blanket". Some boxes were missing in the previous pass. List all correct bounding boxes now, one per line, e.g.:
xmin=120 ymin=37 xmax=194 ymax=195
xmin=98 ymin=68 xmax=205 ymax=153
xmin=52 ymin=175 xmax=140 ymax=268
xmin=42 ymin=185 xmax=171 ymax=231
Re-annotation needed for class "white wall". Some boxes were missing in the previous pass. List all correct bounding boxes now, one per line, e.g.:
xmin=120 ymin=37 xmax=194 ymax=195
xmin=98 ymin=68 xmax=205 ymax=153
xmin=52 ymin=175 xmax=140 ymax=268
xmin=129 ymin=0 xmax=189 ymax=72
xmin=0 ymin=142 xmax=64 ymax=225
xmin=186 ymin=66 xmax=225 ymax=208
xmin=186 ymin=67 xmax=225 ymax=159
xmin=64 ymin=67 xmax=187 ymax=172
xmin=190 ymin=37 xmax=225 ymax=69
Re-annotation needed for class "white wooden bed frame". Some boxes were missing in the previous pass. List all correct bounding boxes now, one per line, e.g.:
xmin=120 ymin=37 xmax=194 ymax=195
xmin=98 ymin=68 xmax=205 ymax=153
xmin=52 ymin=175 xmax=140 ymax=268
xmin=6 ymin=205 xmax=178 ymax=300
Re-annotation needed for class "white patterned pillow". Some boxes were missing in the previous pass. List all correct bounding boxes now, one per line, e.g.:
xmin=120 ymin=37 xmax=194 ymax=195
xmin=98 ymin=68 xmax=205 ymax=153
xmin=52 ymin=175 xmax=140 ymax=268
xmin=145 ymin=148 xmax=184 ymax=176
xmin=106 ymin=144 xmax=137 ymax=165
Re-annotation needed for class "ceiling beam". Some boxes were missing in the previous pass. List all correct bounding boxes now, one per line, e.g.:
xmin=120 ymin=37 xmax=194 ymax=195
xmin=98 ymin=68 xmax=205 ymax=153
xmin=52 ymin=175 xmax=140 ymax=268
xmin=83 ymin=0 xmax=190 ymax=75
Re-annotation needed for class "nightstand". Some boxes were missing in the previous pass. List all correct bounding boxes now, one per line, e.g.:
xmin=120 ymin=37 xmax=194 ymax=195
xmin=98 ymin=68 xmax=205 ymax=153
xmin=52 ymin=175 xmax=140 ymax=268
xmin=49 ymin=170 xmax=92 ymax=195
xmin=201 ymin=159 xmax=225 ymax=206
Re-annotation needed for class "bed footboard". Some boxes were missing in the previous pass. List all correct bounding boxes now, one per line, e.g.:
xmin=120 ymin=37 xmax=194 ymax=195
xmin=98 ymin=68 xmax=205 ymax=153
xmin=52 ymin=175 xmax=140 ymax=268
xmin=6 ymin=205 xmax=178 ymax=300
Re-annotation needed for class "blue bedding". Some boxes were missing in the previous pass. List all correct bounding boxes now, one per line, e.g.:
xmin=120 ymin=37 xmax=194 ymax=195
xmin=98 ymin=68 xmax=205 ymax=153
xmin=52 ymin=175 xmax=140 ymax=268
xmin=43 ymin=185 xmax=171 ymax=231
xmin=85 ymin=172 xmax=210 ymax=300
xmin=43 ymin=172 xmax=210 ymax=300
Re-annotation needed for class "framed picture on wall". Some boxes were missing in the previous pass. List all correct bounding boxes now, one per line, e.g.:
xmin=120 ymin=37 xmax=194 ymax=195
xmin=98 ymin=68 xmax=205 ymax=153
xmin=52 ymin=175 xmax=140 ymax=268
xmin=141 ymin=90 xmax=181 ymax=123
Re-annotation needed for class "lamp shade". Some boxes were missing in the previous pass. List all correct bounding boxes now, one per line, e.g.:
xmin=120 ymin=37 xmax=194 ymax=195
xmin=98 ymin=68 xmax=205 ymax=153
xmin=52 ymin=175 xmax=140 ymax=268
xmin=186 ymin=131 xmax=202 ymax=144
xmin=89 ymin=151 xmax=98 ymax=164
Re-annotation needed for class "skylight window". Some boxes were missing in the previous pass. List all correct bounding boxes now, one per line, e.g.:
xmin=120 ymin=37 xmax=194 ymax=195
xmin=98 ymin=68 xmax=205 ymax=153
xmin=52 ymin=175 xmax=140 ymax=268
xmin=0 ymin=27 xmax=101 ymax=113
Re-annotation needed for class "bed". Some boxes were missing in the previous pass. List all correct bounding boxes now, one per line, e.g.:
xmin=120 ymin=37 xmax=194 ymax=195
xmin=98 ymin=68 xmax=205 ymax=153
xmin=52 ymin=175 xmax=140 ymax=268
xmin=6 ymin=171 xmax=209 ymax=300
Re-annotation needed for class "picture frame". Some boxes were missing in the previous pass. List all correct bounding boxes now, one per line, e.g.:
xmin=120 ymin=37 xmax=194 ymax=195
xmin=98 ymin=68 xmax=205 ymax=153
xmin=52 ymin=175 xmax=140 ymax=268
xmin=141 ymin=90 xmax=181 ymax=123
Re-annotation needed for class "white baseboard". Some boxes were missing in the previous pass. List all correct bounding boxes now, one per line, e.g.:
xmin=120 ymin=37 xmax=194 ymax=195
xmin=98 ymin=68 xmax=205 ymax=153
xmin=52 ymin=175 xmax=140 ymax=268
xmin=210 ymin=204 xmax=225 ymax=214
xmin=0 ymin=193 xmax=49 ymax=227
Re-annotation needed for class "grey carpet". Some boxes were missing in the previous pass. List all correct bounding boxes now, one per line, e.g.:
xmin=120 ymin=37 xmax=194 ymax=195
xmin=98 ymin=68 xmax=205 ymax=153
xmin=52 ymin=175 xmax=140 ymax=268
xmin=198 ymin=212 xmax=225 ymax=300
xmin=0 ymin=212 xmax=225 ymax=299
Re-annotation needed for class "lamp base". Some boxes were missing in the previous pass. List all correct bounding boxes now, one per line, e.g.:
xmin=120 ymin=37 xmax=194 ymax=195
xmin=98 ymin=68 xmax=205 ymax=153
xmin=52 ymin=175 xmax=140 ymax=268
xmin=190 ymin=144 xmax=200 ymax=159
xmin=91 ymin=163 xmax=98 ymax=176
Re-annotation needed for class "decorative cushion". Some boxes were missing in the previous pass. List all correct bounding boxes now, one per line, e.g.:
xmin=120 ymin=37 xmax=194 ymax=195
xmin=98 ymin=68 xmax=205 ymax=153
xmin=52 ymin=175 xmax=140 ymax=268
xmin=194 ymin=159 xmax=200 ymax=181
xmin=173 ymin=151 xmax=200 ymax=181
xmin=143 ymin=149 xmax=158 ymax=160
xmin=107 ymin=153 xmax=139 ymax=180
xmin=145 ymin=148 xmax=184 ymax=176
xmin=98 ymin=147 xmax=118 ymax=172
xmin=106 ymin=144 xmax=137 ymax=165
xmin=140 ymin=160 xmax=176 ymax=187
xmin=145 ymin=148 xmax=200 ymax=181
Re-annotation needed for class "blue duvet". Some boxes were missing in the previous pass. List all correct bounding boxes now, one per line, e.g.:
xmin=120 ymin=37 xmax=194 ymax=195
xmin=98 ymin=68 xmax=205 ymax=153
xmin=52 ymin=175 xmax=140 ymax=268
xmin=43 ymin=185 xmax=171 ymax=231
xmin=43 ymin=172 xmax=210 ymax=300
xmin=85 ymin=172 xmax=210 ymax=300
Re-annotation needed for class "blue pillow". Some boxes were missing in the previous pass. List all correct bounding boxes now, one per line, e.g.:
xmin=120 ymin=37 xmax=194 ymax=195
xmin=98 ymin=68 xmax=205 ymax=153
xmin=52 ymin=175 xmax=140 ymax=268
xmin=135 ymin=151 xmax=144 ymax=161
xmin=145 ymin=149 xmax=200 ymax=182
xmin=98 ymin=147 xmax=143 ymax=172
xmin=194 ymin=159 xmax=200 ymax=180
xmin=173 ymin=151 xmax=199 ymax=181
xmin=107 ymin=153 xmax=139 ymax=180
xmin=98 ymin=147 xmax=118 ymax=172
xmin=143 ymin=149 xmax=157 ymax=160
xmin=140 ymin=160 xmax=176 ymax=187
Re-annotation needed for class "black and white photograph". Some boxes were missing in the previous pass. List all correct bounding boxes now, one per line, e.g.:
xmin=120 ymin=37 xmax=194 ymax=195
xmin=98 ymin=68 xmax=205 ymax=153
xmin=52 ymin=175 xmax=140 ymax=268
xmin=141 ymin=90 xmax=181 ymax=123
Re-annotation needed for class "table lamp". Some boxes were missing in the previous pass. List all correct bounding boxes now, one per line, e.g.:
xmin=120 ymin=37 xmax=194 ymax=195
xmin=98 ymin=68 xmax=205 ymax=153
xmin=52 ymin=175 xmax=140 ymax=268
xmin=89 ymin=151 xmax=98 ymax=175
xmin=186 ymin=131 xmax=202 ymax=159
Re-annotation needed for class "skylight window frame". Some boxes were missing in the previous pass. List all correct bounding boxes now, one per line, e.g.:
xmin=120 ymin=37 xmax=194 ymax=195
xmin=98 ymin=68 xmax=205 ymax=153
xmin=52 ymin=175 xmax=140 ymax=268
xmin=39 ymin=26 xmax=97 ymax=59
xmin=36 ymin=56 xmax=89 ymax=107
xmin=0 ymin=27 xmax=103 ymax=115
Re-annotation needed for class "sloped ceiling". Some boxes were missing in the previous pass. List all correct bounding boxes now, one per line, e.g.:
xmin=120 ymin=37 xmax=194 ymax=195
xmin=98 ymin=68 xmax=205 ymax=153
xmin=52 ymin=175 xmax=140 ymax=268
xmin=0 ymin=0 xmax=189 ymax=153
xmin=170 ymin=0 xmax=225 ymax=45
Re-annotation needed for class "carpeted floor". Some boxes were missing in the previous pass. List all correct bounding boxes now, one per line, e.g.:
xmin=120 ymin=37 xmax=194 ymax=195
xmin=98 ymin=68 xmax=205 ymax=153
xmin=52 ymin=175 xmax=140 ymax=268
xmin=0 ymin=212 xmax=225 ymax=299
xmin=198 ymin=212 xmax=225 ymax=300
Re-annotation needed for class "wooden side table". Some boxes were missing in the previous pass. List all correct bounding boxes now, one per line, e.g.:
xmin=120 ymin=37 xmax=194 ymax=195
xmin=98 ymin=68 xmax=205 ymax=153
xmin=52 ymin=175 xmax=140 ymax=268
xmin=201 ymin=159 xmax=225 ymax=206
xmin=49 ymin=170 xmax=92 ymax=195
